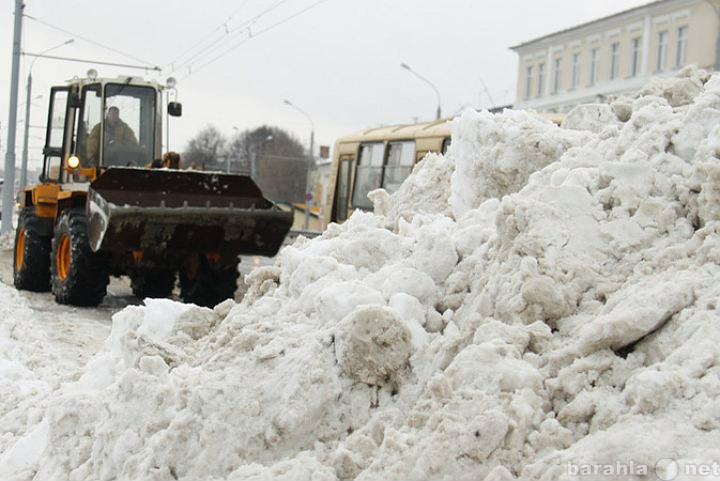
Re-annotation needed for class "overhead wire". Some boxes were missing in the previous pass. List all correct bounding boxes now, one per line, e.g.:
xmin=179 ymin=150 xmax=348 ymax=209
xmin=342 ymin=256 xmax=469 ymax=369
xmin=179 ymin=0 xmax=331 ymax=81
xmin=167 ymin=0 xmax=295 ymax=76
xmin=23 ymin=13 xmax=160 ymax=70
xmin=164 ymin=0 xmax=252 ymax=70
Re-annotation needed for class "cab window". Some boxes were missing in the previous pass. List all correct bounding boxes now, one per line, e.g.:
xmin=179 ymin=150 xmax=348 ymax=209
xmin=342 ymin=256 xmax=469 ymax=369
xmin=77 ymin=84 xmax=102 ymax=167
xmin=98 ymin=84 xmax=156 ymax=167
xmin=43 ymin=88 xmax=69 ymax=182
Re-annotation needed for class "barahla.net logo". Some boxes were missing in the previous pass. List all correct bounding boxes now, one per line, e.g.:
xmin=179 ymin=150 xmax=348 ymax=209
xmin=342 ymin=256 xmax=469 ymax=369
xmin=567 ymin=458 xmax=720 ymax=479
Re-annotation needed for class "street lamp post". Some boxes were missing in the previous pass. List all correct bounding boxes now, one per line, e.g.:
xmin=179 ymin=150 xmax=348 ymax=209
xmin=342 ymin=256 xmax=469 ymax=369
xmin=283 ymin=100 xmax=315 ymax=230
xmin=20 ymin=39 xmax=74 ymax=190
xmin=400 ymin=62 xmax=442 ymax=120
xmin=283 ymin=99 xmax=314 ymax=159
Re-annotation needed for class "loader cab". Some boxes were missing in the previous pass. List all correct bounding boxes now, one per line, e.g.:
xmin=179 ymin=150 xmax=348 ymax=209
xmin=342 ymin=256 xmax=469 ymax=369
xmin=41 ymin=76 xmax=168 ymax=183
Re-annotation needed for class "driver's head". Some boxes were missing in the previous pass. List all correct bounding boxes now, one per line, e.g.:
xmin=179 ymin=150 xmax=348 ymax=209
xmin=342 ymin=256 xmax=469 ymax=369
xmin=106 ymin=106 xmax=120 ymax=124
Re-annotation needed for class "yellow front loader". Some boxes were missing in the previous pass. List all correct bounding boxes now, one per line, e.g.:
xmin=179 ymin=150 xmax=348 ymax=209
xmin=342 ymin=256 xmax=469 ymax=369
xmin=13 ymin=74 xmax=292 ymax=307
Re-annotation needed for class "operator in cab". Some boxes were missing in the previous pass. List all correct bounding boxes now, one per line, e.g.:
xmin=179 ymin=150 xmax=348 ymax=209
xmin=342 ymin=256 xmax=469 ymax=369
xmin=86 ymin=106 xmax=138 ymax=166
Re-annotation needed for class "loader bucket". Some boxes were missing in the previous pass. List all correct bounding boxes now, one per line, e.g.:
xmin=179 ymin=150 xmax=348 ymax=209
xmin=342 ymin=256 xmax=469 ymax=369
xmin=87 ymin=167 xmax=293 ymax=258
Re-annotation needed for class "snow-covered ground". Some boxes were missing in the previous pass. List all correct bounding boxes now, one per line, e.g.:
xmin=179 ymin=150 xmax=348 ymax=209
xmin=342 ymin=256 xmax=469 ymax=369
xmin=2 ymin=67 xmax=720 ymax=481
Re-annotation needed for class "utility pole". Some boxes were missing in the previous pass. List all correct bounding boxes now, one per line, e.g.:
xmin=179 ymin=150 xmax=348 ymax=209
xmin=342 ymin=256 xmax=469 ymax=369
xmin=20 ymin=73 xmax=31 ymax=190
xmin=2 ymin=0 xmax=24 ymax=234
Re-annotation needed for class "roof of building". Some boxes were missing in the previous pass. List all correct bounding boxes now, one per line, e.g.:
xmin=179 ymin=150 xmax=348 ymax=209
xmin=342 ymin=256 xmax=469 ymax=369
xmin=510 ymin=0 xmax=668 ymax=50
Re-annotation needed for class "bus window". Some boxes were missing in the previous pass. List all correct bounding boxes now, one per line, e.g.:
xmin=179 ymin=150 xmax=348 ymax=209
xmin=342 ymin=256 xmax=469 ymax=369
xmin=383 ymin=141 xmax=415 ymax=194
xmin=352 ymin=142 xmax=384 ymax=210
xmin=441 ymin=137 xmax=451 ymax=155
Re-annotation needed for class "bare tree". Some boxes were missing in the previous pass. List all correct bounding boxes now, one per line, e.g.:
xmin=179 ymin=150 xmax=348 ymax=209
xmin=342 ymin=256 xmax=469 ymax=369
xmin=183 ymin=125 xmax=312 ymax=203
xmin=226 ymin=125 xmax=312 ymax=203
xmin=183 ymin=125 xmax=226 ymax=171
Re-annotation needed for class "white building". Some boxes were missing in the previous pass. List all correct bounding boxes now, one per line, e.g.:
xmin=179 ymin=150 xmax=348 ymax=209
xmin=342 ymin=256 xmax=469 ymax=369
xmin=511 ymin=0 xmax=719 ymax=112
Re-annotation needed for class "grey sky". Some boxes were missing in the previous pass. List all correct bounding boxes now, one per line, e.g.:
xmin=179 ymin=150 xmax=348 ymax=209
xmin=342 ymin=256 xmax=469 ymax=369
xmin=1 ymin=0 xmax=650 ymax=170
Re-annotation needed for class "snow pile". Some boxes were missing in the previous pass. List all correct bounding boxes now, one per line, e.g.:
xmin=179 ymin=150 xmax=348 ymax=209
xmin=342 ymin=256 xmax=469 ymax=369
xmin=3 ymin=67 xmax=720 ymax=480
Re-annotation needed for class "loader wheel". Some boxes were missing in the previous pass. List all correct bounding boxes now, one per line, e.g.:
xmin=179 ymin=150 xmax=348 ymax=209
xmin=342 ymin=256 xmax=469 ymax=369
xmin=130 ymin=268 xmax=176 ymax=299
xmin=51 ymin=209 xmax=110 ymax=307
xmin=179 ymin=255 xmax=239 ymax=307
xmin=13 ymin=208 xmax=51 ymax=292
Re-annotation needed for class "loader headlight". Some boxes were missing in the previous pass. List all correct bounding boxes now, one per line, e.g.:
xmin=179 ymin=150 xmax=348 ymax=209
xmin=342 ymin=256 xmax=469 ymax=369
xmin=67 ymin=155 xmax=80 ymax=169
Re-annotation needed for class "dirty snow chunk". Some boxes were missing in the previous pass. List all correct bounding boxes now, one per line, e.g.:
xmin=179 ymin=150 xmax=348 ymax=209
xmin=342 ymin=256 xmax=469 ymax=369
xmin=335 ymin=306 xmax=413 ymax=385
xmin=448 ymin=108 xmax=589 ymax=217
xmin=624 ymin=369 xmax=685 ymax=414
xmin=638 ymin=65 xmax=708 ymax=107
xmin=0 ymin=419 xmax=49 ymax=479
xmin=334 ymin=226 xmax=410 ymax=272
xmin=377 ymin=266 xmax=437 ymax=304
xmin=136 ymin=298 xmax=193 ymax=342
xmin=296 ymin=268 xmax=359 ymax=316
xmin=174 ymin=305 xmax=219 ymax=340
xmin=404 ymin=319 xmax=429 ymax=350
xmin=389 ymin=292 xmax=427 ymax=326
xmin=576 ymin=278 xmax=695 ymax=353
xmin=213 ymin=298 xmax=236 ymax=318
xmin=315 ymin=280 xmax=385 ymax=324
xmin=376 ymin=152 xmax=455 ymax=222
xmin=446 ymin=342 xmax=542 ymax=393
xmin=452 ymin=198 xmax=499 ymax=259
xmin=408 ymin=216 xmax=458 ymax=283
xmin=562 ymin=103 xmax=620 ymax=133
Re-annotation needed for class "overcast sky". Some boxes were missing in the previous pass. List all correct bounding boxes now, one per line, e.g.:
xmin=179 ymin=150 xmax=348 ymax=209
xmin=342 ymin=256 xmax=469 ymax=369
xmin=0 ymin=0 xmax=651 ymax=169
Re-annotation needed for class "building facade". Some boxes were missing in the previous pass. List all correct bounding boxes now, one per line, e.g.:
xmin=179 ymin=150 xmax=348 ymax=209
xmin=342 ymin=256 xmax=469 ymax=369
xmin=511 ymin=0 xmax=719 ymax=112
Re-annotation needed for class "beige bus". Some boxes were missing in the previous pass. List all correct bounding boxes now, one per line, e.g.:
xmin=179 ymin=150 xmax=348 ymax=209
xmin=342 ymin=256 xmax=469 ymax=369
xmin=324 ymin=113 xmax=564 ymax=226
xmin=324 ymin=119 xmax=451 ymax=226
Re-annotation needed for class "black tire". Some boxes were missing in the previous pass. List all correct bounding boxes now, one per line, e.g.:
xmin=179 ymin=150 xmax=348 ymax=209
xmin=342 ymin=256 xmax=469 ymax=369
xmin=51 ymin=209 xmax=110 ymax=307
xmin=179 ymin=255 xmax=239 ymax=307
xmin=130 ymin=268 xmax=176 ymax=299
xmin=13 ymin=208 xmax=51 ymax=292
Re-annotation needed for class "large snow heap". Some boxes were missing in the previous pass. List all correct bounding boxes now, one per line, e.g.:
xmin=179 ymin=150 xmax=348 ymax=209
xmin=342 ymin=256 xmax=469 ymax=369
xmin=4 ymin=67 xmax=720 ymax=481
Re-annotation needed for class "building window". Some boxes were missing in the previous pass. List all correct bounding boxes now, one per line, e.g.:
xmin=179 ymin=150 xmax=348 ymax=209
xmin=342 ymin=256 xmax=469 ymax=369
xmin=537 ymin=62 xmax=545 ymax=97
xmin=610 ymin=42 xmax=620 ymax=80
xmin=552 ymin=57 xmax=562 ymax=93
xmin=631 ymin=37 xmax=641 ymax=77
xmin=589 ymin=48 xmax=599 ymax=85
xmin=572 ymin=53 xmax=581 ymax=89
xmin=525 ymin=65 xmax=534 ymax=99
xmin=656 ymin=30 xmax=668 ymax=71
xmin=676 ymin=26 xmax=688 ymax=67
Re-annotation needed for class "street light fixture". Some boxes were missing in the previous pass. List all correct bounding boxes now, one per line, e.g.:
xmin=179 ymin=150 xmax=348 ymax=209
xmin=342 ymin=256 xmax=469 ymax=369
xmin=400 ymin=62 xmax=442 ymax=120
xmin=21 ymin=38 xmax=74 ymax=189
xmin=283 ymin=99 xmax=314 ymax=159
xmin=283 ymin=100 xmax=316 ymax=229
